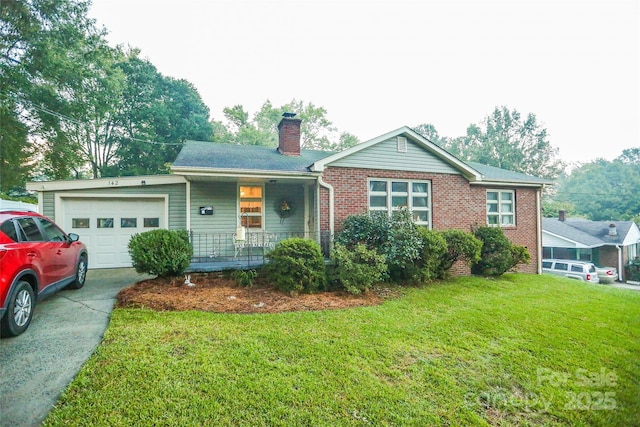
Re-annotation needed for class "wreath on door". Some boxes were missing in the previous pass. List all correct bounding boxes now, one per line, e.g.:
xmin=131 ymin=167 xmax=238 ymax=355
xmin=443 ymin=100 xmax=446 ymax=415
xmin=275 ymin=198 xmax=296 ymax=223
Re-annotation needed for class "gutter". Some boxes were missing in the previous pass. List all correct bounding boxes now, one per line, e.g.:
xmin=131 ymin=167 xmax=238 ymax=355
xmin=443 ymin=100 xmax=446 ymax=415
xmin=616 ymin=245 xmax=623 ymax=282
xmin=317 ymin=176 xmax=335 ymax=238
xmin=537 ymin=187 xmax=542 ymax=274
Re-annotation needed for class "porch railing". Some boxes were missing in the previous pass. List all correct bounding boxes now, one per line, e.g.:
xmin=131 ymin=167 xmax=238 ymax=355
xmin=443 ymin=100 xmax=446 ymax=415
xmin=189 ymin=230 xmax=333 ymax=263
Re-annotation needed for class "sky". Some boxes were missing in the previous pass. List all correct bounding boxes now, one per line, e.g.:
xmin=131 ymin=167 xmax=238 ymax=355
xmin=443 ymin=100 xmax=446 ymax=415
xmin=88 ymin=0 xmax=639 ymax=167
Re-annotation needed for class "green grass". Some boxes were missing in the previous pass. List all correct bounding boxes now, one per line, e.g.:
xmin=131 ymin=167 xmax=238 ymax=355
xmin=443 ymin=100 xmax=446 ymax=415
xmin=44 ymin=275 xmax=640 ymax=426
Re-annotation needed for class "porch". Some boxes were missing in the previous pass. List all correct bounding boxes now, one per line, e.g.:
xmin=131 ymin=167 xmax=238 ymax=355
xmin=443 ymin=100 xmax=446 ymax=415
xmin=188 ymin=230 xmax=332 ymax=272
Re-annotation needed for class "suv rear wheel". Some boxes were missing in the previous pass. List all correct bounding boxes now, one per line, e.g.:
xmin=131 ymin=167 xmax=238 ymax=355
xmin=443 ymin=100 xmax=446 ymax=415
xmin=1 ymin=281 xmax=35 ymax=337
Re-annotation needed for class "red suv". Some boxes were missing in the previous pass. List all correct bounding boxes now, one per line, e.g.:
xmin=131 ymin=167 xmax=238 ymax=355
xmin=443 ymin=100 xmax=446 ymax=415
xmin=0 ymin=210 xmax=88 ymax=337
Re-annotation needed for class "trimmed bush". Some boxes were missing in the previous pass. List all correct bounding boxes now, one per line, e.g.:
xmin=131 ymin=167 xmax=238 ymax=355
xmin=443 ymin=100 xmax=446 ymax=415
xmin=412 ymin=228 xmax=448 ymax=283
xmin=331 ymin=243 xmax=387 ymax=294
xmin=437 ymin=229 xmax=482 ymax=279
xmin=128 ymin=229 xmax=193 ymax=277
xmin=335 ymin=211 xmax=389 ymax=250
xmin=471 ymin=226 xmax=530 ymax=276
xmin=264 ymin=238 xmax=327 ymax=294
xmin=336 ymin=208 xmax=423 ymax=282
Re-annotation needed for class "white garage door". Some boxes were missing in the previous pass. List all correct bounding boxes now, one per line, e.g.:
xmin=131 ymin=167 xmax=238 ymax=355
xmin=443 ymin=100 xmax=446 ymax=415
xmin=61 ymin=197 xmax=166 ymax=269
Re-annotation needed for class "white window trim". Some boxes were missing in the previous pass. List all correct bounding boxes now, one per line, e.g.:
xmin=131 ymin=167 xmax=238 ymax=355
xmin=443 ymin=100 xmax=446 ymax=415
xmin=238 ymin=184 xmax=265 ymax=230
xmin=486 ymin=189 xmax=515 ymax=227
xmin=368 ymin=178 xmax=431 ymax=228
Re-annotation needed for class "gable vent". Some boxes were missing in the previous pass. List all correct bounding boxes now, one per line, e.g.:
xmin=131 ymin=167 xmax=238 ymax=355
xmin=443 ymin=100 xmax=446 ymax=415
xmin=397 ymin=136 xmax=407 ymax=153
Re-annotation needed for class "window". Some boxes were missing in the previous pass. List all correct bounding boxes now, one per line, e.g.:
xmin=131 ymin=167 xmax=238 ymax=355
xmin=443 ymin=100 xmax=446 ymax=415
xmin=16 ymin=218 xmax=44 ymax=241
xmin=72 ymin=218 xmax=90 ymax=228
xmin=97 ymin=218 xmax=114 ymax=228
xmin=368 ymin=179 xmax=431 ymax=226
xmin=144 ymin=218 xmax=159 ymax=228
xmin=555 ymin=262 xmax=568 ymax=271
xmin=487 ymin=190 xmax=515 ymax=226
xmin=0 ymin=221 xmax=18 ymax=242
xmin=39 ymin=219 xmax=67 ymax=242
xmin=239 ymin=185 xmax=263 ymax=229
xmin=121 ymin=218 xmax=137 ymax=228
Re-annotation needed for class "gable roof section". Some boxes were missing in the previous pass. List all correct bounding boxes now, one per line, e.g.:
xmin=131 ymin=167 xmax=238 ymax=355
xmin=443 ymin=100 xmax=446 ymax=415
xmin=171 ymin=127 xmax=549 ymax=187
xmin=310 ymin=126 xmax=482 ymax=181
xmin=542 ymin=217 xmax=640 ymax=248
xmin=172 ymin=140 xmax=331 ymax=176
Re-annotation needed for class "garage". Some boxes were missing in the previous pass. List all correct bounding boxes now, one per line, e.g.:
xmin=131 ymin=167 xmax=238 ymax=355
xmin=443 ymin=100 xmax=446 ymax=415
xmin=59 ymin=196 xmax=167 ymax=269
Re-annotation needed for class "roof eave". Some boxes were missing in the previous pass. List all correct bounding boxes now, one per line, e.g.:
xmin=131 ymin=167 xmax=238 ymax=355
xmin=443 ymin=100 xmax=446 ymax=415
xmin=171 ymin=166 xmax=321 ymax=180
xmin=470 ymin=180 xmax=547 ymax=188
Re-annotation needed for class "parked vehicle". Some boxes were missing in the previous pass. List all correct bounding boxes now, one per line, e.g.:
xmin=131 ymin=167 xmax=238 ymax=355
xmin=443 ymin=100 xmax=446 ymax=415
xmin=542 ymin=259 xmax=600 ymax=283
xmin=0 ymin=210 xmax=88 ymax=337
xmin=595 ymin=265 xmax=618 ymax=284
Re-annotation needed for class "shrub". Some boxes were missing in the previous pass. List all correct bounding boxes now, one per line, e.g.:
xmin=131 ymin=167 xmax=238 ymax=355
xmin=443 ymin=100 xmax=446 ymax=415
xmin=128 ymin=229 xmax=193 ymax=277
xmin=625 ymin=257 xmax=640 ymax=282
xmin=335 ymin=211 xmax=389 ymax=250
xmin=411 ymin=228 xmax=448 ymax=283
xmin=231 ymin=269 xmax=258 ymax=287
xmin=264 ymin=238 xmax=327 ymax=294
xmin=336 ymin=208 xmax=423 ymax=282
xmin=437 ymin=229 xmax=482 ymax=279
xmin=471 ymin=226 xmax=530 ymax=276
xmin=331 ymin=243 xmax=387 ymax=294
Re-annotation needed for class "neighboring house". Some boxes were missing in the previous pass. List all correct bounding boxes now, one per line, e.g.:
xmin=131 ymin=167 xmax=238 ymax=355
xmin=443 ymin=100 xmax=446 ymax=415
xmin=542 ymin=211 xmax=640 ymax=281
xmin=27 ymin=116 xmax=551 ymax=273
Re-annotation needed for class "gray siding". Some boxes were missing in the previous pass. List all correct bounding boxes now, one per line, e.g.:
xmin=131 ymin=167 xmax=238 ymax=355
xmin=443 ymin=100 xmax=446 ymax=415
xmin=189 ymin=182 xmax=307 ymax=234
xmin=190 ymin=182 xmax=237 ymax=234
xmin=265 ymin=183 xmax=306 ymax=233
xmin=42 ymin=184 xmax=187 ymax=229
xmin=329 ymin=137 xmax=461 ymax=174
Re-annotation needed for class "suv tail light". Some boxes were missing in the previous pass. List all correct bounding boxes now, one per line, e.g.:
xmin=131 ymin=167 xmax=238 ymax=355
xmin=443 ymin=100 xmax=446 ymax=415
xmin=586 ymin=274 xmax=591 ymax=281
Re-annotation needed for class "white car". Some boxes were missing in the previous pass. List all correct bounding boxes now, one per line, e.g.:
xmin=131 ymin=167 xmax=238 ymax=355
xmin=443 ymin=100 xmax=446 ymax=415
xmin=595 ymin=265 xmax=618 ymax=284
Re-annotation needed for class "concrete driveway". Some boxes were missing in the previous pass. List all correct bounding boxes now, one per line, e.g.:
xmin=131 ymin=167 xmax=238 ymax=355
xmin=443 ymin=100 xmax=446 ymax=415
xmin=0 ymin=268 xmax=151 ymax=427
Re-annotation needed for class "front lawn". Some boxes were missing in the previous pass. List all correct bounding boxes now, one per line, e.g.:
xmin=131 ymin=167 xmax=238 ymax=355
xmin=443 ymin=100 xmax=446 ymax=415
xmin=44 ymin=275 xmax=640 ymax=426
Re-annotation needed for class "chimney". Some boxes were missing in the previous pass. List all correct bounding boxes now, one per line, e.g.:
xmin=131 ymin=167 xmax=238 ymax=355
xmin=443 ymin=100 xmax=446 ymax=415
xmin=559 ymin=210 xmax=566 ymax=222
xmin=608 ymin=223 xmax=618 ymax=236
xmin=277 ymin=113 xmax=301 ymax=156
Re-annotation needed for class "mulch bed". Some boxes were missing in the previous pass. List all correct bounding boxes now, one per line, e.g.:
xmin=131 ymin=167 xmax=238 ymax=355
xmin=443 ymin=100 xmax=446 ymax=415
xmin=116 ymin=273 xmax=390 ymax=314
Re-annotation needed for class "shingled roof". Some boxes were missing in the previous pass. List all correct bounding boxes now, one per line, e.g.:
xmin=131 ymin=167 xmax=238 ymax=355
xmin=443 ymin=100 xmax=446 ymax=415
xmin=543 ymin=217 xmax=637 ymax=247
xmin=171 ymin=131 xmax=550 ymax=186
xmin=467 ymin=162 xmax=552 ymax=186
xmin=172 ymin=140 xmax=332 ymax=174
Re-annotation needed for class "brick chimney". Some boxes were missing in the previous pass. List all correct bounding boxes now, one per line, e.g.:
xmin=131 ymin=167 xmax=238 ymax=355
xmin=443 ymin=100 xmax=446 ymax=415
xmin=559 ymin=210 xmax=566 ymax=222
xmin=277 ymin=113 xmax=301 ymax=156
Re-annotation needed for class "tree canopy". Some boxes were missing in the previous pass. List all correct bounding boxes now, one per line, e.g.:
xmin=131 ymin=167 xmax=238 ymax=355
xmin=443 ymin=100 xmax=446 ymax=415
xmin=214 ymin=99 xmax=359 ymax=151
xmin=549 ymin=153 xmax=640 ymax=222
xmin=1 ymin=0 xmax=213 ymax=185
xmin=414 ymin=106 xmax=565 ymax=180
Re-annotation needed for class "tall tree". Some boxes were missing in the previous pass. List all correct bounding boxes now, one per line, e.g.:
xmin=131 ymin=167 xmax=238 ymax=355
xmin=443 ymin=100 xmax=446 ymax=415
xmin=215 ymin=99 xmax=359 ymax=151
xmin=459 ymin=107 xmax=564 ymax=179
xmin=554 ymin=156 xmax=640 ymax=221
xmin=108 ymin=53 xmax=212 ymax=176
xmin=0 ymin=0 xmax=98 ymax=184
xmin=412 ymin=123 xmax=448 ymax=148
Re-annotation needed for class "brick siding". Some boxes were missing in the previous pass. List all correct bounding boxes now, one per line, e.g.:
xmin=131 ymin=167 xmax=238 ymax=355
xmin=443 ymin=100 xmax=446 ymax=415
xmin=320 ymin=166 xmax=541 ymax=275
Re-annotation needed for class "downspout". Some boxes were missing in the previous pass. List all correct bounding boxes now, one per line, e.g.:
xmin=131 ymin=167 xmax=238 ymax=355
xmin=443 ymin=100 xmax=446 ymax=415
xmin=536 ymin=187 xmax=543 ymax=274
xmin=616 ymin=245 xmax=622 ymax=282
xmin=317 ymin=175 xmax=335 ymax=238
